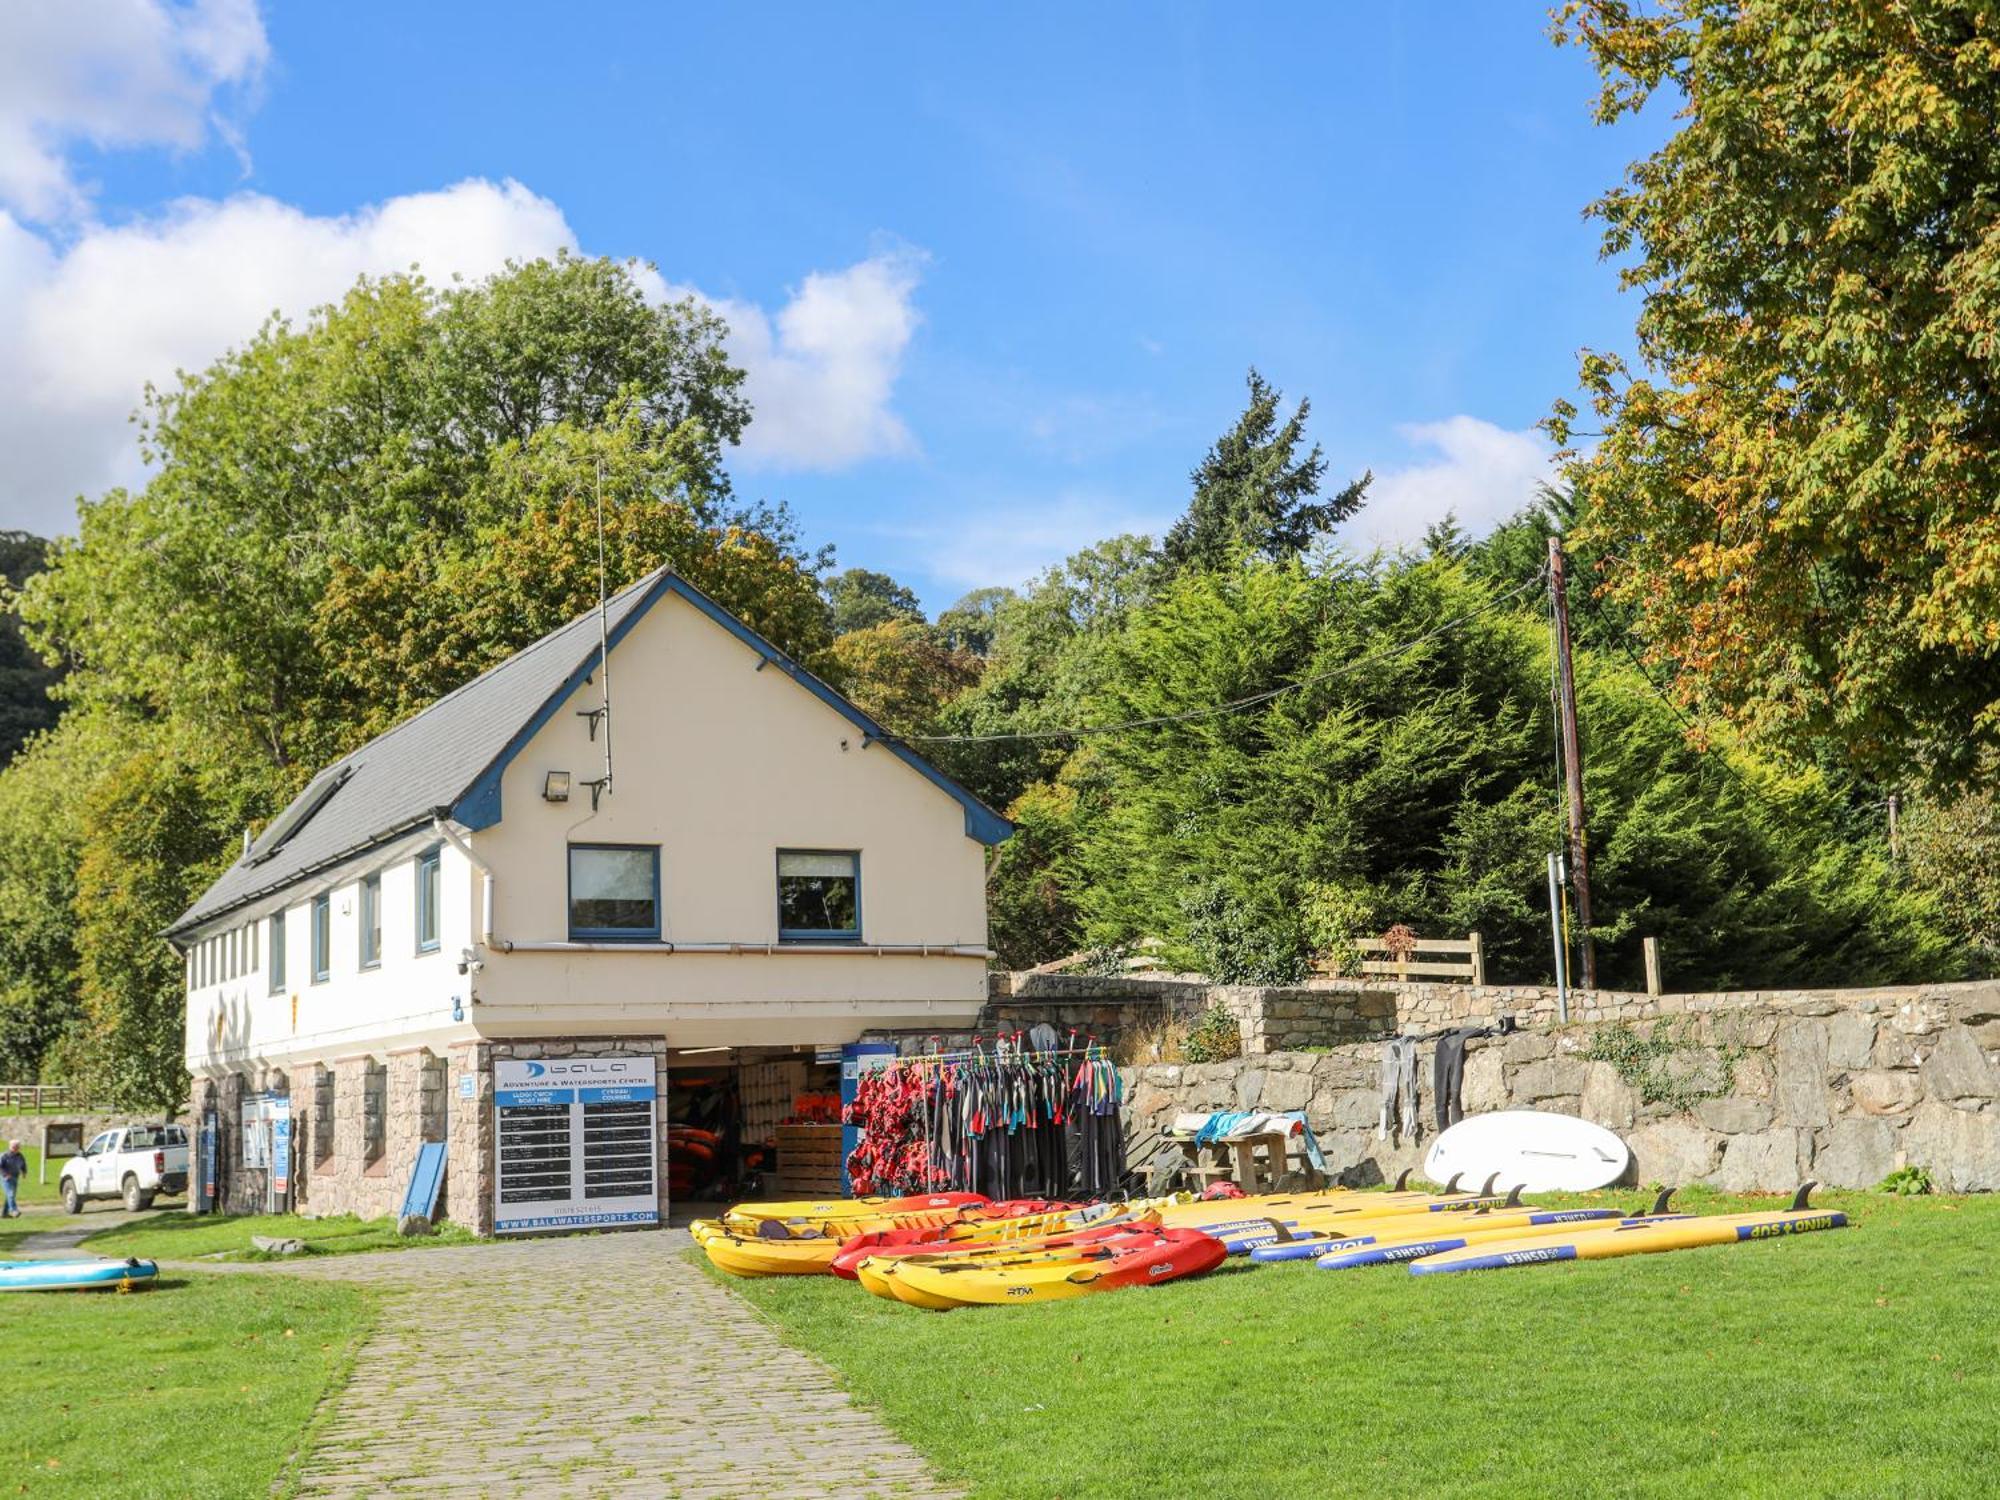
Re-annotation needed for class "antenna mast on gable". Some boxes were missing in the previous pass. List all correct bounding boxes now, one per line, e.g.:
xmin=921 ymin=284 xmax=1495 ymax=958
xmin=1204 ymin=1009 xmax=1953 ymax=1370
xmin=586 ymin=459 xmax=614 ymax=811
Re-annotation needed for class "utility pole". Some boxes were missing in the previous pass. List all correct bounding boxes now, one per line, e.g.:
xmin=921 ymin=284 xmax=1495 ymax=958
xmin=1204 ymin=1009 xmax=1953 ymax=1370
xmin=1548 ymin=536 xmax=1597 ymax=989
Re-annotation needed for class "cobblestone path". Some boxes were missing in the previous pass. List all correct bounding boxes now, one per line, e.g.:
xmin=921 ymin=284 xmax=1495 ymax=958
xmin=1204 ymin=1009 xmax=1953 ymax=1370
xmin=266 ymin=1230 xmax=958 ymax=1499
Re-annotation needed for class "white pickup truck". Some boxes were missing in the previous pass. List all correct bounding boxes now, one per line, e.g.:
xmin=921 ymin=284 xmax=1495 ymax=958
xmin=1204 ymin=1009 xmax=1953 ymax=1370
xmin=60 ymin=1123 xmax=191 ymax=1213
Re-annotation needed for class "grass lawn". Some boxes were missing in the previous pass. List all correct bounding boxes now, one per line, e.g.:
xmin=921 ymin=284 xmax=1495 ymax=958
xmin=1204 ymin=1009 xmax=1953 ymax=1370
xmin=0 ymin=1272 xmax=373 ymax=1500
xmin=706 ymin=1188 xmax=2000 ymax=1499
xmin=81 ymin=1212 xmax=477 ymax=1263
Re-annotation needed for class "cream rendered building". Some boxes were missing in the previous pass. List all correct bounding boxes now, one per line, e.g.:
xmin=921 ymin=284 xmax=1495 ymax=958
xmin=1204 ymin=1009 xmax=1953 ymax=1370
xmin=172 ymin=568 xmax=1008 ymax=1232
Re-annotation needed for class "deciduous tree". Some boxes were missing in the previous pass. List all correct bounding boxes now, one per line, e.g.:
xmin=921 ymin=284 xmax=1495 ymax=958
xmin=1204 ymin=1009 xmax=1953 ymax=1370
xmin=1553 ymin=0 xmax=2000 ymax=789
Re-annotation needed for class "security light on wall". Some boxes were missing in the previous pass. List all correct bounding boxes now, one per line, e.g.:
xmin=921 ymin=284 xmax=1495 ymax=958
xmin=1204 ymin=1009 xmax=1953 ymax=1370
xmin=543 ymin=771 xmax=571 ymax=803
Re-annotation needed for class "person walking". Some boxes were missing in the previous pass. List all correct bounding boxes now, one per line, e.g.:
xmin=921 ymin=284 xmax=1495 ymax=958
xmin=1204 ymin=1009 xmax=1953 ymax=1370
xmin=0 ymin=1139 xmax=26 ymax=1218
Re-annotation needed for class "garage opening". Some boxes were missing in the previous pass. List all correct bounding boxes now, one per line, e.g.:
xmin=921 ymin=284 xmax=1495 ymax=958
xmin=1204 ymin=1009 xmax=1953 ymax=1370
xmin=666 ymin=1046 xmax=841 ymax=1212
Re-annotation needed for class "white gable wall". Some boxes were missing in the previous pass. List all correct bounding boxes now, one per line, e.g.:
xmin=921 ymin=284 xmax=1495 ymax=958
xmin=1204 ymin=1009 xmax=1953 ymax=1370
xmin=466 ymin=590 xmax=992 ymax=1043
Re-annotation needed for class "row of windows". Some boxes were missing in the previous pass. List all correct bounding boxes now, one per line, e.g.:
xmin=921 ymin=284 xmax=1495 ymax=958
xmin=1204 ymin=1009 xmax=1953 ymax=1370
xmin=194 ymin=843 xmax=860 ymax=989
xmin=566 ymin=845 xmax=862 ymax=942
xmin=191 ymin=919 xmax=261 ymax=990
xmin=192 ymin=845 xmax=441 ymax=995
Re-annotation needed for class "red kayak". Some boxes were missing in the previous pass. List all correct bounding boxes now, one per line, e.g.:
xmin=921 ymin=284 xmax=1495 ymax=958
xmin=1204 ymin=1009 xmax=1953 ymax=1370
xmin=832 ymin=1218 xmax=1143 ymax=1279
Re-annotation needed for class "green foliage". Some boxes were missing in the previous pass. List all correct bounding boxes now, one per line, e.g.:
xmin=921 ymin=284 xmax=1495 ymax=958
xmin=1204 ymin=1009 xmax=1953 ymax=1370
xmin=1580 ymin=1019 xmax=1745 ymax=1114
xmin=1901 ymin=777 xmax=2000 ymax=976
xmin=0 ymin=532 xmax=63 ymax=769
xmin=1178 ymin=1003 xmax=1244 ymax=1063
xmin=1301 ymin=882 xmax=1381 ymax=977
xmin=930 ymin=535 xmax=1162 ymax=810
xmin=1553 ymin=1 xmax=2000 ymax=789
xmin=985 ymin=780 xmax=1083 ymax=969
xmin=827 ymin=567 xmax=924 ymax=636
xmin=1181 ymin=877 xmax=1311 ymax=987
xmin=1876 ymin=1165 xmax=1935 ymax=1197
xmin=825 ymin=618 xmax=980 ymax=738
xmin=16 ymin=253 xmax=758 ymax=776
xmin=1160 ymin=369 xmax=1368 ymax=575
xmin=1035 ymin=549 xmax=1954 ymax=990
xmin=936 ymin=586 xmax=1014 ymax=655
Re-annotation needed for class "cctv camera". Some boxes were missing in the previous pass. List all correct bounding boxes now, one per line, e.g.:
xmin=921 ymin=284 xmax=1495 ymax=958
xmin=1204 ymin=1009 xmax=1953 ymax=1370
xmin=457 ymin=947 xmax=484 ymax=977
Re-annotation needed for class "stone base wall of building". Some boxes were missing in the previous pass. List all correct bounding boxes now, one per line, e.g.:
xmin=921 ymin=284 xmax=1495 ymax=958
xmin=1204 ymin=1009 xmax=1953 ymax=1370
xmin=1120 ymin=988 xmax=2000 ymax=1193
xmin=195 ymin=1036 xmax=671 ymax=1236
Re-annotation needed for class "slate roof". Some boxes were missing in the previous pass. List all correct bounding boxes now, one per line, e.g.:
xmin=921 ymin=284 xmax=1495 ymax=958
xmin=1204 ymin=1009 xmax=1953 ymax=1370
xmin=169 ymin=567 xmax=1009 ymax=939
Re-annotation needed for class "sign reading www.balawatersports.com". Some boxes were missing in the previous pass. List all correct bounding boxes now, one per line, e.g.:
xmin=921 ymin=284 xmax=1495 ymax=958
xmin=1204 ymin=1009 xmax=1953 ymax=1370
xmin=494 ymin=1057 xmax=658 ymax=1234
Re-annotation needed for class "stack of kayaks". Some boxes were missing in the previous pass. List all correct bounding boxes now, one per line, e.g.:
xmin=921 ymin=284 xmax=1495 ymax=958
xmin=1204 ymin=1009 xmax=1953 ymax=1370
xmin=697 ymin=1177 xmax=1852 ymax=1298
xmin=0 ymin=1257 xmax=159 ymax=1292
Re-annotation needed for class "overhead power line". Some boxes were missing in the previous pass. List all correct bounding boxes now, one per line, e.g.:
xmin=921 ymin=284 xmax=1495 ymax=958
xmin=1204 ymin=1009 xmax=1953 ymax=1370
xmin=885 ymin=568 xmax=1548 ymax=748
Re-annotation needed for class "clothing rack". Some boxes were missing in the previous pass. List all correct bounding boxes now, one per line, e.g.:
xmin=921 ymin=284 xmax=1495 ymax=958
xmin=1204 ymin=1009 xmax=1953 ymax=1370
xmin=844 ymin=1036 xmax=1126 ymax=1199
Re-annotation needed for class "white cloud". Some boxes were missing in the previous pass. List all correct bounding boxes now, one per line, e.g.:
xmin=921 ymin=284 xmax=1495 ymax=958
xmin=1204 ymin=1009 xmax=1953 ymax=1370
xmin=0 ymin=180 xmax=577 ymax=534
xmin=1350 ymin=415 xmax=1557 ymax=550
xmin=0 ymin=0 xmax=268 ymax=222
xmin=666 ymin=250 xmax=925 ymax=471
xmin=0 ymin=183 xmax=929 ymax=534
xmin=876 ymin=491 xmax=1172 ymax=592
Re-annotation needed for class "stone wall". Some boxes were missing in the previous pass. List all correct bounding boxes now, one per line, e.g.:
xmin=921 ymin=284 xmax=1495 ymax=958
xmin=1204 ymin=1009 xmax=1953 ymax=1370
xmin=993 ymin=969 xmax=2000 ymax=1065
xmin=1120 ymin=986 xmax=2000 ymax=1193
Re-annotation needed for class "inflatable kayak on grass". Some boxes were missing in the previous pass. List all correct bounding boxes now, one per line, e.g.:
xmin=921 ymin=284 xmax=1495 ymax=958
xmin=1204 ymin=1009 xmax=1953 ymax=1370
xmin=886 ymin=1228 xmax=1226 ymax=1308
xmin=1408 ymin=1184 xmax=1847 ymax=1276
xmin=0 ymin=1257 xmax=158 ymax=1292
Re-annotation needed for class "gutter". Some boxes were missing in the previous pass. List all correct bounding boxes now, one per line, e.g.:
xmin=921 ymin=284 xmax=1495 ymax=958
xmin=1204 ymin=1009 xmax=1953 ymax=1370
xmin=430 ymin=808 xmax=508 ymax=953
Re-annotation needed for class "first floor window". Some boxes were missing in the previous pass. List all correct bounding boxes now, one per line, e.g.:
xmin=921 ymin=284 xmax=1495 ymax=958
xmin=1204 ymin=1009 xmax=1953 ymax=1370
xmin=311 ymin=893 xmax=331 ymax=982
xmin=415 ymin=845 xmax=441 ymax=953
xmin=568 ymin=844 xmax=660 ymax=940
xmin=359 ymin=873 xmax=382 ymax=969
xmin=778 ymin=850 xmax=861 ymax=941
xmin=269 ymin=912 xmax=287 ymax=994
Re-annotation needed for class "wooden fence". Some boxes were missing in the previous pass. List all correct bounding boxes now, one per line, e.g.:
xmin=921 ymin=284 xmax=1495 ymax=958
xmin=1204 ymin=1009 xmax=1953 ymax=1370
xmin=1354 ymin=932 xmax=1486 ymax=986
xmin=0 ymin=1083 xmax=88 ymax=1112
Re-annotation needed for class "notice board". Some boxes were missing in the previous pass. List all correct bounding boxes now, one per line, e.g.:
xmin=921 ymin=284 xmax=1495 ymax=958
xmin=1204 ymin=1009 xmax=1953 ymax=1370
xmin=494 ymin=1056 xmax=658 ymax=1234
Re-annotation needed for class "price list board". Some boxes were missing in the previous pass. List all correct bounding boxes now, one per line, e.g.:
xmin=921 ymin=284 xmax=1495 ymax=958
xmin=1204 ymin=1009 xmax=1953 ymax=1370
xmin=493 ymin=1056 xmax=658 ymax=1233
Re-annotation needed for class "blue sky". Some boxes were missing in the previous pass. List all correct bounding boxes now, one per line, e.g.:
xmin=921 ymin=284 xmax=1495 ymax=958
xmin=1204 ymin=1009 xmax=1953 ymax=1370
xmin=0 ymin=2 xmax=1661 ymax=609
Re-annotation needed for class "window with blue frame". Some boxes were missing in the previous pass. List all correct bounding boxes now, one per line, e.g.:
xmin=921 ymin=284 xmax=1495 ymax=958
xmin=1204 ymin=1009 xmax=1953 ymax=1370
xmin=359 ymin=873 xmax=382 ymax=969
xmin=568 ymin=845 xmax=660 ymax=940
xmin=415 ymin=845 xmax=441 ymax=953
xmin=777 ymin=850 xmax=860 ymax=941
xmin=269 ymin=912 xmax=286 ymax=995
xmin=311 ymin=893 xmax=331 ymax=982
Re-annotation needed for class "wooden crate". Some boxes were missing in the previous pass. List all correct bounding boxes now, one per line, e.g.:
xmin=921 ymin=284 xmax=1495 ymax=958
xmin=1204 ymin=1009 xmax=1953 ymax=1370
xmin=775 ymin=1124 xmax=845 ymax=1195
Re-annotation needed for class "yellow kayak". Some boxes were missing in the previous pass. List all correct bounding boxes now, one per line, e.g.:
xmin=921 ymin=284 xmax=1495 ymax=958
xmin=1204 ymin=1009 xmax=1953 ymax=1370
xmin=1409 ymin=1188 xmax=1848 ymax=1276
xmin=722 ymin=1191 xmax=988 ymax=1225
xmin=701 ymin=1231 xmax=846 ymax=1277
xmin=890 ymin=1228 xmax=1228 ymax=1308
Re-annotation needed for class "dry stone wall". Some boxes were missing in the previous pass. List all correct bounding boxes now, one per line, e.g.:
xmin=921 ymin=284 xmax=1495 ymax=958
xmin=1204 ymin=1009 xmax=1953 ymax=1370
xmin=1117 ymin=982 xmax=2000 ymax=1193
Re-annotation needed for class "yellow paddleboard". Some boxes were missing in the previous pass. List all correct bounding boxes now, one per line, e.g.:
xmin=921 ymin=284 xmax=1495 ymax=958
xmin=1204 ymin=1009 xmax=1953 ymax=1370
xmin=1409 ymin=1203 xmax=1849 ymax=1276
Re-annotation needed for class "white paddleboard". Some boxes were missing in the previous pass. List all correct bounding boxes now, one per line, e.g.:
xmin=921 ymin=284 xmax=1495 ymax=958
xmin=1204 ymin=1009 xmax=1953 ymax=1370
xmin=1422 ymin=1110 xmax=1630 ymax=1193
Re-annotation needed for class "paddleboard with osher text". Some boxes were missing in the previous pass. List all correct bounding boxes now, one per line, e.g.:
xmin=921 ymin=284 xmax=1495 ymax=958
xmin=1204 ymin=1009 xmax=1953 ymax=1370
xmin=1422 ymin=1109 xmax=1630 ymax=1193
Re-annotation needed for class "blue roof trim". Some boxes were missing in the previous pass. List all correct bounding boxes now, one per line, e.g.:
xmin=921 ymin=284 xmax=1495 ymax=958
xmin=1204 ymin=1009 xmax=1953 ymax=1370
xmin=450 ymin=571 xmax=1013 ymax=846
